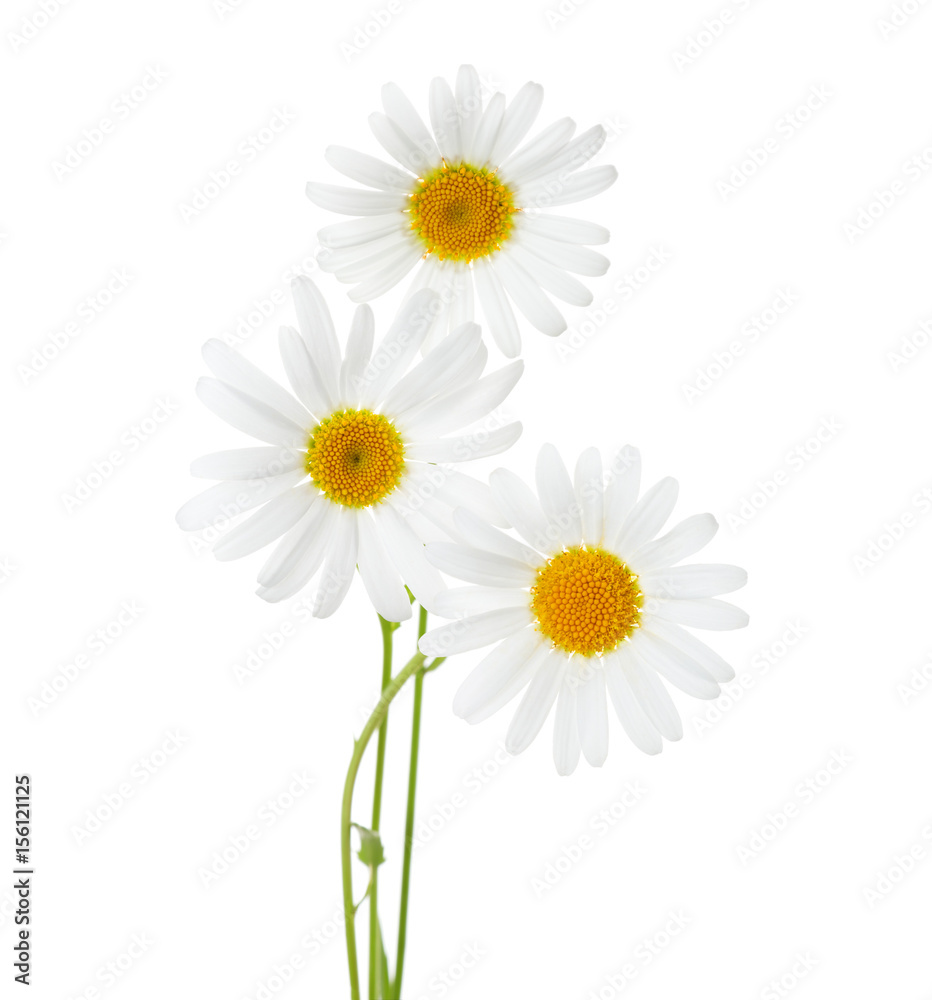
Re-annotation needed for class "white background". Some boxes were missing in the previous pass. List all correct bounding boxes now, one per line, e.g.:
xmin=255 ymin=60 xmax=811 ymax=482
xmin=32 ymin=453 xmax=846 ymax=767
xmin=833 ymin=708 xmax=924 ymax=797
xmin=4 ymin=0 xmax=932 ymax=997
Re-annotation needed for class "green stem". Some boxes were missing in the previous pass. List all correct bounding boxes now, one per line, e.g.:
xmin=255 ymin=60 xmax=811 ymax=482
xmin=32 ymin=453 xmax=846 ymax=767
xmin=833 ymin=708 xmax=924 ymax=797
xmin=392 ymin=608 xmax=444 ymax=999
xmin=369 ymin=617 xmax=394 ymax=999
xmin=341 ymin=635 xmax=430 ymax=1000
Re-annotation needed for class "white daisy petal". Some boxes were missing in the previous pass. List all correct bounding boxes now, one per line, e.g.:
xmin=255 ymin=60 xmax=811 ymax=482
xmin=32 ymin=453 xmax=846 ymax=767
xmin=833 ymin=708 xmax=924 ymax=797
xmin=642 ymin=617 xmax=735 ymax=683
xmin=369 ymin=111 xmax=434 ymax=174
xmin=506 ymin=651 xmax=566 ymax=755
xmin=292 ymin=277 xmax=341 ymax=393
xmin=603 ymin=650 xmax=663 ymax=755
xmin=452 ymin=629 xmax=545 ymax=724
xmin=420 ymin=467 xmax=508 ymax=526
xmin=384 ymin=322 xmax=482 ymax=418
xmin=400 ymin=360 xmax=524 ymax=440
xmin=258 ymin=509 xmax=340 ymax=604
xmin=212 ymin=487 xmax=315 ymax=561
xmin=358 ymin=288 xmax=438 ymax=405
xmin=633 ymin=629 xmax=720 ymax=699
xmin=356 ymin=510 xmax=411 ymax=622
xmin=426 ymin=542 xmax=536 ymax=589
xmin=339 ymin=305 xmax=375 ymax=406
xmin=201 ymin=340 xmax=312 ymax=429
xmin=278 ymin=325 xmax=336 ymax=417
xmin=515 ymin=231 xmax=610 ymax=276
xmin=554 ymin=678 xmax=581 ymax=775
xmin=507 ymin=243 xmax=593 ymax=306
xmin=576 ymin=666 xmax=609 ymax=767
xmin=257 ymin=502 xmax=331 ymax=590
xmin=489 ymin=468 xmax=552 ymax=553
xmin=615 ymin=477 xmax=679 ymax=553
xmin=640 ymin=564 xmax=748 ymax=600
xmin=429 ymin=75 xmax=461 ymax=162
xmin=348 ymin=242 xmax=422 ymax=303
xmin=619 ymin=645 xmax=683 ymax=741
xmin=312 ymin=507 xmax=359 ymax=618
xmin=435 ymin=586 xmax=529 ymax=618
xmin=523 ymin=164 xmax=618 ymax=208
xmin=454 ymin=64 xmax=483 ymax=150
xmin=647 ymin=598 xmax=749 ymax=632
xmin=473 ymin=256 xmax=521 ymax=357
xmin=517 ymin=213 xmax=610 ymax=246
xmin=629 ymin=513 xmax=719 ymax=574
xmin=408 ymin=259 xmax=456 ymax=352
xmin=535 ymin=443 xmax=582 ymax=550
xmin=518 ymin=125 xmax=606 ymax=185
xmin=382 ymin=81 xmax=441 ymax=165
xmin=419 ymin=606 xmax=533 ymax=656
xmin=452 ymin=507 xmax=540 ymax=565
xmin=404 ymin=421 xmax=522 ymax=463
xmin=470 ymin=91 xmax=506 ymax=167
xmin=447 ymin=268 xmax=475 ymax=335
xmin=391 ymin=475 xmax=460 ymax=534
xmin=331 ymin=237 xmax=416 ymax=283
xmin=602 ymin=445 xmax=641 ymax=546
xmin=443 ymin=334 xmax=487 ymax=391
xmin=319 ymin=214 xmax=406 ymax=249
xmin=426 ymin=322 xmax=489 ymax=396
xmin=372 ymin=502 xmax=444 ymax=610
xmin=305 ymin=182 xmax=404 ymax=216
xmin=493 ymin=251 xmax=566 ymax=336
xmin=491 ymin=82 xmax=544 ymax=165
xmin=190 ymin=447 xmax=301 ymax=481
xmin=575 ymin=447 xmax=604 ymax=545
xmin=176 ymin=471 xmax=305 ymax=531
xmin=500 ymin=117 xmax=576 ymax=180
xmin=323 ymin=233 xmax=409 ymax=277
xmin=324 ymin=145 xmax=413 ymax=192
xmin=389 ymin=503 xmax=450 ymax=545
xmin=195 ymin=378 xmax=308 ymax=448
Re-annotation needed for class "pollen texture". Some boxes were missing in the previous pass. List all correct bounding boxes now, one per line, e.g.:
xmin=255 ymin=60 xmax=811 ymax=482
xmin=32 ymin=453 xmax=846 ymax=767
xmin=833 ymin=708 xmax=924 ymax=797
xmin=409 ymin=163 xmax=516 ymax=262
xmin=531 ymin=547 xmax=643 ymax=656
xmin=306 ymin=409 xmax=405 ymax=508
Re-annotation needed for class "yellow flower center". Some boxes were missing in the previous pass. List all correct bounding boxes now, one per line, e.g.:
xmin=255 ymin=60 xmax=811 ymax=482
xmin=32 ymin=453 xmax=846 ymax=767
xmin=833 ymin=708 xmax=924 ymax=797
xmin=409 ymin=163 xmax=516 ymax=262
xmin=530 ymin=547 xmax=643 ymax=657
xmin=306 ymin=409 xmax=405 ymax=508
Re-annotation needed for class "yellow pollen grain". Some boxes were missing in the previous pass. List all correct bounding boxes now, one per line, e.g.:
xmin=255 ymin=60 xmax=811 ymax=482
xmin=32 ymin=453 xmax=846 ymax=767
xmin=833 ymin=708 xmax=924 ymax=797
xmin=408 ymin=162 xmax=517 ymax=262
xmin=530 ymin=546 xmax=643 ymax=657
xmin=306 ymin=409 xmax=405 ymax=508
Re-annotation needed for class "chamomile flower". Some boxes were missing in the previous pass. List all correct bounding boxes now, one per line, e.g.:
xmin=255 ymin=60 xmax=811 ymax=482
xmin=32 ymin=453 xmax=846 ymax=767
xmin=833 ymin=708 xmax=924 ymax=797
xmin=176 ymin=277 xmax=523 ymax=622
xmin=419 ymin=445 xmax=748 ymax=774
xmin=306 ymin=64 xmax=616 ymax=358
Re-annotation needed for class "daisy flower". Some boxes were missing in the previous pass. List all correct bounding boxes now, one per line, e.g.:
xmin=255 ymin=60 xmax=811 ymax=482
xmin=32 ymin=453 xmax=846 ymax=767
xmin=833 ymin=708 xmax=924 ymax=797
xmin=176 ymin=277 xmax=524 ymax=622
xmin=306 ymin=64 xmax=616 ymax=358
xmin=418 ymin=445 xmax=748 ymax=774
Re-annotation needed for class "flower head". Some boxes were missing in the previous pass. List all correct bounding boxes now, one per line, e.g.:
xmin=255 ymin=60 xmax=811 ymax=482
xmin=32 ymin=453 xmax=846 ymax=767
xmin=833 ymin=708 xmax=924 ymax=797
xmin=307 ymin=65 xmax=617 ymax=357
xmin=419 ymin=445 xmax=748 ymax=774
xmin=177 ymin=277 xmax=523 ymax=621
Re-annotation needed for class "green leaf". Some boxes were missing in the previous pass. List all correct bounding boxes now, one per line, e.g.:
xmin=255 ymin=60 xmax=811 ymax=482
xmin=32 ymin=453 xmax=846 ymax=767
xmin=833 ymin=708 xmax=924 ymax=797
xmin=352 ymin=823 xmax=385 ymax=868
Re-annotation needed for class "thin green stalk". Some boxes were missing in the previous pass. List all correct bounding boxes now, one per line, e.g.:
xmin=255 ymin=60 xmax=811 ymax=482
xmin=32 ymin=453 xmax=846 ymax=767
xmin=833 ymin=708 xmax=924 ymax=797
xmin=392 ymin=607 xmax=444 ymax=999
xmin=369 ymin=616 xmax=394 ymax=999
xmin=341 ymin=637 xmax=430 ymax=1000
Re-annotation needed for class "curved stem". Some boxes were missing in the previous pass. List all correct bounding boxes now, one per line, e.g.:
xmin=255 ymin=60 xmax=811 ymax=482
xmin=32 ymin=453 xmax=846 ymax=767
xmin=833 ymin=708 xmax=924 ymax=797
xmin=341 ymin=639 xmax=428 ymax=1000
xmin=393 ymin=608 xmax=443 ymax=999
xmin=369 ymin=616 xmax=394 ymax=999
